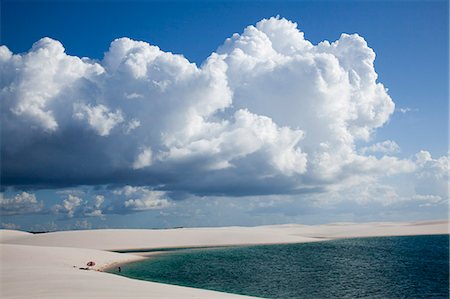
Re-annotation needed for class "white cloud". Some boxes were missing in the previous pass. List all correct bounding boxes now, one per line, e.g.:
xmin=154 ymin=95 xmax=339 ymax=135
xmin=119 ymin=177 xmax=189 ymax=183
xmin=52 ymin=194 xmax=106 ymax=218
xmin=113 ymin=185 xmax=141 ymax=196
xmin=0 ymin=192 xmax=43 ymax=215
xmin=110 ymin=186 xmax=171 ymax=212
xmin=56 ymin=189 xmax=85 ymax=196
xmin=93 ymin=195 xmax=104 ymax=208
xmin=132 ymin=147 xmax=153 ymax=169
xmin=0 ymin=16 xmax=442 ymax=209
xmin=52 ymin=194 xmax=83 ymax=218
xmin=124 ymin=194 xmax=170 ymax=211
xmin=413 ymin=151 xmax=449 ymax=200
xmin=73 ymin=103 xmax=124 ymax=136
xmin=309 ymin=150 xmax=448 ymax=209
xmin=0 ymin=38 xmax=104 ymax=131
xmin=84 ymin=210 xmax=103 ymax=217
xmin=125 ymin=119 xmax=141 ymax=134
xmin=396 ymin=107 xmax=417 ymax=114
xmin=84 ymin=195 xmax=105 ymax=217
xmin=360 ymin=140 xmax=400 ymax=155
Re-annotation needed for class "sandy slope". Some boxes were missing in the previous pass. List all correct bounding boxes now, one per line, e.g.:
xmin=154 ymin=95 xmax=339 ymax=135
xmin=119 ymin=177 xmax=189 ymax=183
xmin=0 ymin=244 xmax=259 ymax=298
xmin=0 ymin=220 xmax=447 ymax=299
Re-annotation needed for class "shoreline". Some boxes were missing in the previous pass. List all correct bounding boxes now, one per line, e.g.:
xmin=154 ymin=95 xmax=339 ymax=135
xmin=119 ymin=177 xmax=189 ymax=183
xmin=100 ymin=251 xmax=164 ymax=272
xmin=1 ymin=220 xmax=448 ymax=299
xmin=109 ymin=231 xmax=449 ymax=253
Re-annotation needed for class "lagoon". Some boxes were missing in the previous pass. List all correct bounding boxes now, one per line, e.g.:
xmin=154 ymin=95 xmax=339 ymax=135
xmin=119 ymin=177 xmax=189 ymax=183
xmin=109 ymin=235 xmax=449 ymax=298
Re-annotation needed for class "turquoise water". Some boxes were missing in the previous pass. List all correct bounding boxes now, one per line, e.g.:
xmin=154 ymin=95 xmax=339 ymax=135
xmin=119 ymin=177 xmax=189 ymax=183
xmin=110 ymin=235 xmax=449 ymax=298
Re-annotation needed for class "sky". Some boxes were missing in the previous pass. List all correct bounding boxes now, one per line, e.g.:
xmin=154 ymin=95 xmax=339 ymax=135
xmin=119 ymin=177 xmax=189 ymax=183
xmin=0 ymin=0 xmax=448 ymax=231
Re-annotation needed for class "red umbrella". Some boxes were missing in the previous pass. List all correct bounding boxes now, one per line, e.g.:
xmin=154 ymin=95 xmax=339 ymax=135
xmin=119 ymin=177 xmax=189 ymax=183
xmin=86 ymin=261 xmax=96 ymax=267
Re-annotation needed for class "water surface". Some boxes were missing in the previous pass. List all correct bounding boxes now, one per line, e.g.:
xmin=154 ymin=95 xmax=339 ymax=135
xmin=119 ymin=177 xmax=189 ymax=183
xmin=109 ymin=235 xmax=449 ymax=298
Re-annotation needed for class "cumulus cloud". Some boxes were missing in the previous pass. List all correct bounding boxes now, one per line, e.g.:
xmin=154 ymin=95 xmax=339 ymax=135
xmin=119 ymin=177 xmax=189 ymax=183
xmin=73 ymin=103 xmax=124 ymax=136
xmin=413 ymin=151 xmax=449 ymax=200
xmin=132 ymin=147 xmax=153 ymax=169
xmin=93 ymin=195 xmax=105 ymax=208
xmin=360 ymin=140 xmax=400 ymax=155
xmin=124 ymin=194 xmax=169 ymax=211
xmin=83 ymin=195 xmax=105 ymax=217
xmin=52 ymin=194 xmax=105 ymax=218
xmin=0 ymin=16 xmax=443 ymax=206
xmin=0 ymin=38 xmax=104 ymax=132
xmin=0 ymin=192 xmax=43 ymax=215
xmin=310 ymin=150 xmax=448 ymax=208
xmin=52 ymin=195 xmax=83 ymax=218
xmin=125 ymin=119 xmax=141 ymax=134
xmin=109 ymin=186 xmax=171 ymax=213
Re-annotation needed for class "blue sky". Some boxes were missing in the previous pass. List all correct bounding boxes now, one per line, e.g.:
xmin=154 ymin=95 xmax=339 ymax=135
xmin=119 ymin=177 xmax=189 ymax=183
xmin=0 ymin=0 xmax=448 ymax=231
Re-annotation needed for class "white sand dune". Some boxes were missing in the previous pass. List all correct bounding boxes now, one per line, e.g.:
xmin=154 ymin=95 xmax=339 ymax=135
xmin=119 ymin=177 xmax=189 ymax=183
xmin=0 ymin=229 xmax=32 ymax=242
xmin=0 ymin=243 xmax=262 ymax=298
xmin=1 ymin=226 xmax=323 ymax=250
xmin=0 ymin=220 xmax=447 ymax=299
